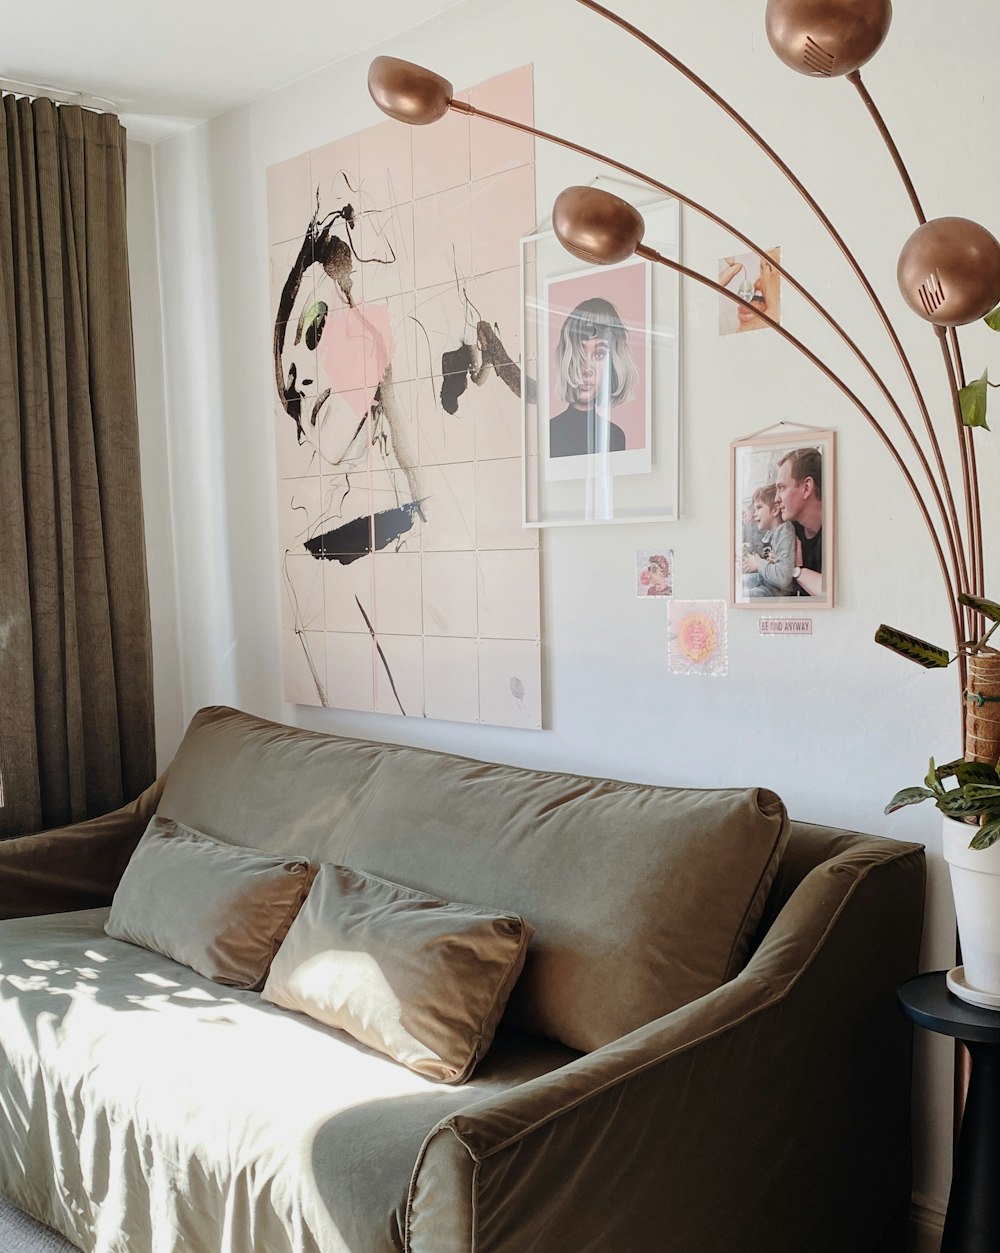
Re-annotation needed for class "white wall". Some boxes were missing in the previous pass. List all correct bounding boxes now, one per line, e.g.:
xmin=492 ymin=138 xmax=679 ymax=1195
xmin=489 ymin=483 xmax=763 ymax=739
xmin=139 ymin=0 xmax=1000 ymax=1224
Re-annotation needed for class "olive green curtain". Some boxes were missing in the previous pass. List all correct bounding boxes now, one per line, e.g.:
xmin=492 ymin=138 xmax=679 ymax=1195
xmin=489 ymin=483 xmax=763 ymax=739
xmin=0 ymin=94 xmax=155 ymax=839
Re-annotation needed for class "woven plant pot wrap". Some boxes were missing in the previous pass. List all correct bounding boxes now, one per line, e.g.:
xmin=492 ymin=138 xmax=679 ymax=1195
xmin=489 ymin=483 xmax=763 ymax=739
xmin=966 ymin=651 xmax=1000 ymax=766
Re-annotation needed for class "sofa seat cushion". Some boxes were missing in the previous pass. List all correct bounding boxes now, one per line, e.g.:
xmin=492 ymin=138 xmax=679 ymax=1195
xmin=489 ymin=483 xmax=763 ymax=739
xmin=0 ymin=909 xmax=578 ymax=1253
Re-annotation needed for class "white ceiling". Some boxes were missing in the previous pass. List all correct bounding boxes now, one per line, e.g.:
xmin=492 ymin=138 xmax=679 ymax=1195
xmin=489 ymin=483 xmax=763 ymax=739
xmin=0 ymin=0 xmax=465 ymax=142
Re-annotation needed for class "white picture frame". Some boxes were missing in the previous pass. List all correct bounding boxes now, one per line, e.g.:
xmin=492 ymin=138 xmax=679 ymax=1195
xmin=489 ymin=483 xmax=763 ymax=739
xmin=521 ymin=195 xmax=681 ymax=527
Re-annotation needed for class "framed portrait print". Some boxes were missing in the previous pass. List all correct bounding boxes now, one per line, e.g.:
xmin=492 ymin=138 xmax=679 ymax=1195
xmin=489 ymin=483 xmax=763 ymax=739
xmin=731 ymin=428 xmax=835 ymax=609
xmin=521 ymin=194 xmax=680 ymax=526
xmin=544 ymin=257 xmax=652 ymax=481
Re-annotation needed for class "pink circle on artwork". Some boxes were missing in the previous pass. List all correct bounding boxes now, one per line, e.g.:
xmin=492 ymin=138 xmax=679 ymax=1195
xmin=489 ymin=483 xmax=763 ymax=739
xmin=318 ymin=304 xmax=396 ymax=419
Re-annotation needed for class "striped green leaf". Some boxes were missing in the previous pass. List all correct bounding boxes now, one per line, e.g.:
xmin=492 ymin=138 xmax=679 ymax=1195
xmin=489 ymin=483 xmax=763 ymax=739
xmin=938 ymin=792 xmax=992 ymax=816
xmin=970 ymin=819 xmax=1000 ymax=851
xmin=884 ymin=786 xmax=935 ymax=814
xmin=875 ymin=625 xmax=950 ymax=669
xmin=889 ymin=757 xmax=1000 ymax=840
xmin=959 ymin=593 xmax=1000 ymax=623
xmin=938 ymin=759 xmax=1000 ymax=786
xmin=958 ymin=784 xmax=1000 ymax=804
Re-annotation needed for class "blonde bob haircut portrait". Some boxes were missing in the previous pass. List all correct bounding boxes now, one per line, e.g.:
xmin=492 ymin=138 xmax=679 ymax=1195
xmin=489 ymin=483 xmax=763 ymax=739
xmin=553 ymin=297 xmax=639 ymax=408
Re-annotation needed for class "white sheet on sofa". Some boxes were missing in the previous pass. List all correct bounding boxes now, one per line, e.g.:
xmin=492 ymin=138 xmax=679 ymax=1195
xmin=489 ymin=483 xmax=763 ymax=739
xmin=0 ymin=909 xmax=575 ymax=1253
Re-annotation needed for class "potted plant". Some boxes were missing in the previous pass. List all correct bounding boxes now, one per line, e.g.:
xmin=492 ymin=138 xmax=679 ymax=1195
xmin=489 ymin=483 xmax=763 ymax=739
xmin=886 ymin=756 xmax=1000 ymax=852
xmin=886 ymin=751 xmax=1000 ymax=1006
xmin=881 ymin=594 xmax=1000 ymax=1004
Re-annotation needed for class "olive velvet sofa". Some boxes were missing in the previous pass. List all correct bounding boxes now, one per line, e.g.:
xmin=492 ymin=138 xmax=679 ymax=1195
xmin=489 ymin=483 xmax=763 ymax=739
xmin=0 ymin=705 xmax=924 ymax=1253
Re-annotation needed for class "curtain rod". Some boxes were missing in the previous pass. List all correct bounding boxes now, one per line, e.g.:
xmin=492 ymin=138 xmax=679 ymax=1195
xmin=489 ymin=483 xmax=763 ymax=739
xmin=0 ymin=76 xmax=117 ymax=113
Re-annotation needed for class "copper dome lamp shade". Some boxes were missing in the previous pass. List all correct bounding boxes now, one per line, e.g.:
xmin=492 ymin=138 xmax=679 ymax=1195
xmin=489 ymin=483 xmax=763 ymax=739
xmin=551 ymin=187 xmax=647 ymax=267
xmin=366 ymin=56 xmax=455 ymax=125
xmin=897 ymin=218 xmax=1000 ymax=328
xmin=764 ymin=0 xmax=892 ymax=77
xmin=367 ymin=1 xmax=1000 ymax=737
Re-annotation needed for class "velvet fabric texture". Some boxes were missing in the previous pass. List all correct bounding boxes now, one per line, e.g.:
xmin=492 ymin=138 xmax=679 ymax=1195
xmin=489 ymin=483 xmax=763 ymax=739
xmin=0 ymin=94 xmax=155 ymax=838
xmin=263 ymin=864 xmax=533 ymax=1083
xmin=156 ymin=707 xmax=791 ymax=1052
xmin=0 ymin=774 xmax=164 ymax=921
xmin=105 ymin=816 xmax=314 ymax=989
xmin=406 ymin=835 xmax=926 ymax=1253
xmin=0 ymin=907 xmax=577 ymax=1253
xmin=0 ymin=827 xmax=925 ymax=1253
xmin=0 ymin=706 xmax=927 ymax=1253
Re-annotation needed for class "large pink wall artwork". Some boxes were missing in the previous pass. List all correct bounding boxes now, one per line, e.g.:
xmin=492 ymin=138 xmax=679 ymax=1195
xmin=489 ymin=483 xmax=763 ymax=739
xmin=267 ymin=67 xmax=541 ymax=729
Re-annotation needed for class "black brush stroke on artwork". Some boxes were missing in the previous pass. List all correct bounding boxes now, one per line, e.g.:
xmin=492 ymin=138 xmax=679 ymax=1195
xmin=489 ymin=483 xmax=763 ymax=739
xmin=353 ymin=595 xmax=406 ymax=716
xmin=282 ymin=364 xmax=306 ymax=436
xmin=273 ymin=203 xmax=359 ymax=440
xmin=304 ymin=501 xmax=424 ymax=565
xmin=476 ymin=320 xmax=522 ymax=398
xmin=437 ymin=320 xmax=535 ymax=415
xmin=441 ymin=344 xmax=475 ymax=415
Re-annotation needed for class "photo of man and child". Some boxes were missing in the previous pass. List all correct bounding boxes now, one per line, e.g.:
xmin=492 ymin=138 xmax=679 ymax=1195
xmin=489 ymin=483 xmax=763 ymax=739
xmin=732 ymin=438 xmax=832 ymax=608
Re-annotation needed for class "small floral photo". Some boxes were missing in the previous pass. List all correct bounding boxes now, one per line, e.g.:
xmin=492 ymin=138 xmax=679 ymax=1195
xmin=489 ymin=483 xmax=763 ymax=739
xmin=668 ymin=600 xmax=728 ymax=676
xmin=636 ymin=550 xmax=673 ymax=598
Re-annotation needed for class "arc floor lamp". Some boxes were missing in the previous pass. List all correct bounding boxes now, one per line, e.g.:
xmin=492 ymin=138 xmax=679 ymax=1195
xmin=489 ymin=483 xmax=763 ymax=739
xmin=368 ymin=0 xmax=1000 ymax=1136
xmin=368 ymin=0 xmax=1000 ymax=752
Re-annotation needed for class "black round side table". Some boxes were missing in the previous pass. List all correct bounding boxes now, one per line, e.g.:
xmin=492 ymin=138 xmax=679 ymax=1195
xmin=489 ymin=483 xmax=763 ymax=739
xmin=898 ymin=971 xmax=1000 ymax=1253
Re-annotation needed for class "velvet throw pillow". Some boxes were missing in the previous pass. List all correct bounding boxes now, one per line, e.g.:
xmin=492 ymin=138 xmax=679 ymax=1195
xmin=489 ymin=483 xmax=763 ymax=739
xmin=105 ymin=816 xmax=313 ymax=989
xmin=262 ymin=863 xmax=532 ymax=1084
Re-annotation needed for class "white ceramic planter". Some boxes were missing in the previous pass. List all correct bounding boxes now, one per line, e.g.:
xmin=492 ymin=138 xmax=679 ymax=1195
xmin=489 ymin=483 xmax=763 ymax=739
xmin=942 ymin=814 xmax=1000 ymax=1006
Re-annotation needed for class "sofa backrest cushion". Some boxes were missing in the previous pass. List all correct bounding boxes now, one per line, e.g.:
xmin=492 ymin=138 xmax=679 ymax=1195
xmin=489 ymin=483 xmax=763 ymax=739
xmin=157 ymin=707 xmax=790 ymax=1051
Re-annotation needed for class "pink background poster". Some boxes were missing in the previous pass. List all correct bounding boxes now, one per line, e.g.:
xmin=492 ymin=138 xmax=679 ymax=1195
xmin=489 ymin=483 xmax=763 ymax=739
xmin=267 ymin=66 xmax=542 ymax=729
xmin=545 ymin=257 xmax=651 ymax=455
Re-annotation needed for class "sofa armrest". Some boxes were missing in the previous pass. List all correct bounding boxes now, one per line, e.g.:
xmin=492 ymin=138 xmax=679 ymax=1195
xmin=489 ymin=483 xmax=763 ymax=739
xmin=406 ymin=840 xmax=925 ymax=1253
xmin=0 ymin=775 xmax=165 ymax=920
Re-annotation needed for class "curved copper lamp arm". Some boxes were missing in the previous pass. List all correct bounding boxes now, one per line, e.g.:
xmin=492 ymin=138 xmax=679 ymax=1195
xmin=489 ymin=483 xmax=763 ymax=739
xmin=633 ymin=242 xmax=959 ymax=648
xmin=573 ymin=0 xmax=970 ymax=614
xmin=949 ymin=330 xmax=983 ymax=600
xmin=950 ymin=328 xmax=969 ymax=390
xmin=938 ymin=330 xmax=983 ymax=609
xmin=847 ymin=71 xmax=926 ymax=224
xmin=850 ymin=70 xmax=983 ymax=614
xmin=449 ymin=96 xmax=963 ymax=614
xmin=942 ymin=342 xmax=980 ymax=604
xmin=844 ymin=67 xmax=981 ymax=1114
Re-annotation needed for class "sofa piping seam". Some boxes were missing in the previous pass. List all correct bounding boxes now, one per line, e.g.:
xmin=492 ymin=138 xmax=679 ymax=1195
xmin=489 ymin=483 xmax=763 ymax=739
xmin=404 ymin=1123 xmax=475 ymax=1252
xmin=470 ymin=1154 xmax=480 ymax=1253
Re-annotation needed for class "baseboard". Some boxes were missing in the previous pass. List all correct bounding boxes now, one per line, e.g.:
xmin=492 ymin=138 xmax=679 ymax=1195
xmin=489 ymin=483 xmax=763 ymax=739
xmin=909 ymin=1196 xmax=945 ymax=1253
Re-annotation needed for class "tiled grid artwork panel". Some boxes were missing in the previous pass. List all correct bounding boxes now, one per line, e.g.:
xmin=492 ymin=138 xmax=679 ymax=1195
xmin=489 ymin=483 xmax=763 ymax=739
xmin=268 ymin=66 xmax=540 ymax=729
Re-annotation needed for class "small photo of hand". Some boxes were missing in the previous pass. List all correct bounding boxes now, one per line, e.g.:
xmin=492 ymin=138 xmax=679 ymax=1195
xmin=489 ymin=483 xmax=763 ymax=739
xmin=719 ymin=247 xmax=782 ymax=336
